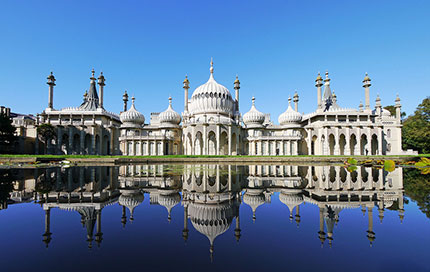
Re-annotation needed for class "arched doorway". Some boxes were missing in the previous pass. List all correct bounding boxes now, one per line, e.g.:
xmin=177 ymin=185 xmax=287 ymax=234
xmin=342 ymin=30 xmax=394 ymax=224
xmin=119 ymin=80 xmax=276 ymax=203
xmin=371 ymin=134 xmax=378 ymax=155
xmin=350 ymin=134 xmax=357 ymax=155
xmin=220 ymin=131 xmax=228 ymax=155
xmin=339 ymin=134 xmax=346 ymax=155
xmin=73 ymin=134 xmax=80 ymax=155
xmin=95 ymin=135 xmax=100 ymax=155
xmin=329 ymin=134 xmax=335 ymax=155
xmin=208 ymin=131 xmax=216 ymax=155
xmin=195 ymin=132 xmax=203 ymax=155
xmin=311 ymin=135 xmax=317 ymax=155
xmin=61 ymin=134 xmax=69 ymax=155
xmin=231 ymin=133 xmax=237 ymax=155
xmin=84 ymin=134 xmax=91 ymax=155
xmin=360 ymin=135 xmax=368 ymax=155
xmin=103 ymin=135 xmax=110 ymax=155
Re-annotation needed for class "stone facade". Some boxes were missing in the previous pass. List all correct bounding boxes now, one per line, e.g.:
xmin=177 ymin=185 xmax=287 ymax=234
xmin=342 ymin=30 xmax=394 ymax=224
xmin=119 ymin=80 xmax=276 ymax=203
xmin=31 ymin=61 xmax=415 ymax=156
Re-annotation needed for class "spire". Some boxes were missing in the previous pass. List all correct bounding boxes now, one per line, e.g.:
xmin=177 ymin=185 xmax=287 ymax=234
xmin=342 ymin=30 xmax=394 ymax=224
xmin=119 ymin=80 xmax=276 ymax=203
xmin=288 ymin=96 xmax=292 ymax=107
xmin=78 ymin=69 xmax=99 ymax=110
xmin=169 ymin=96 xmax=172 ymax=107
xmin=324 ymin=71 xmax=330 ymax=84
xmin=210 ymin=57 xmax=214 ymax=75
xmin=131 ymin=96 xmax=135 ymax=106
xmin=252 ymin=96 xmax=256 ymax=106
xmin=123 ymin=90 xmax=129 ymax=112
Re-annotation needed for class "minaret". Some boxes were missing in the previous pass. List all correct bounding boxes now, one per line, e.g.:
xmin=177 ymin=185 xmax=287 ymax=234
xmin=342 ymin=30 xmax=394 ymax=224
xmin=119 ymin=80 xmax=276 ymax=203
xmin=315 ymin=72 xmax=323 ymax=111
xmin=42 ymin=208 xmax=52 ymax=248
xmin=182 ymin=204 xmax=189 ymax=243
xmin=234 ymin=75 xmax=240 ymax=113
xmin=332 ymin=91 xmax=337 ymax=104
xmin=97 ymin=72 xmax=106 ymax=109
xmin=122 ymin=91 xmax=129 ymax=112
xmin=367 ymin=207 xmax=376 ymax=247
xmin=95 ymin=209 xmax=103 ymax=247
xmin=318 ymin=206 xmax=326 ymax=247
xmin=363 ymin=73 xmax=372 ymax=112
xmin=295 ymin=205 xmax=301 ymax=227
xmin=395 ymin=94 xmax=401 ymax=123
xmin=375 ymin=95 xmax=382 ymax=116
xmin=121 ymin=205 xmax=127 ymax=228
xmin=183 ymin=75 xmax=190 ymax=113
xmin=359 ymin=101 xmax=364 ymax=112
xmin=234 ymin=213 xmax=241 ymax=243
xmin=293 ymin=91 xmax=299 ymax=112
xmin=47 ymin=72 xmax=56 ymax=110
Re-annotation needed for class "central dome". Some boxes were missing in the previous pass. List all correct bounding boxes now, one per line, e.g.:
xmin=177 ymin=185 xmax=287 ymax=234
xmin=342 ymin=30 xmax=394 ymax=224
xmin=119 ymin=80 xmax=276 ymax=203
xmin=189 ymin=60 xmax=235 ymax=116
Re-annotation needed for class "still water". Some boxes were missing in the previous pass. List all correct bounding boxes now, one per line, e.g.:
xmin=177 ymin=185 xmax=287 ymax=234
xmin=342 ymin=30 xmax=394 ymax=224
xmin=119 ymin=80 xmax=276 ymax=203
xmin=0 ymin=164 xmax=429 ymax=272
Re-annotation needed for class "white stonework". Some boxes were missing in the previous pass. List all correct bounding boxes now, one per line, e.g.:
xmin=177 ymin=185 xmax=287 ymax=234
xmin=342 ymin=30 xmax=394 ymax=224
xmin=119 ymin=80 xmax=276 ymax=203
xmin=36 ymin=61 xmax=416 ymax=156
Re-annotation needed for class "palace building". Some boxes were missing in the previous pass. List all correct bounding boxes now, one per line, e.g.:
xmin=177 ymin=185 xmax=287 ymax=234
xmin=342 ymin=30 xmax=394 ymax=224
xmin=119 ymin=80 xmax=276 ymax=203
xmin=35 ymin=60 xmax=416 ymax=156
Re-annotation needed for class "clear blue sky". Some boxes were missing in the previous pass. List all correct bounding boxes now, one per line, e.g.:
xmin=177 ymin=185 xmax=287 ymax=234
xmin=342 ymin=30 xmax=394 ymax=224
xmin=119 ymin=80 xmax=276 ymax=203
xmin=0 ymin=0 xmax=429 ymax=121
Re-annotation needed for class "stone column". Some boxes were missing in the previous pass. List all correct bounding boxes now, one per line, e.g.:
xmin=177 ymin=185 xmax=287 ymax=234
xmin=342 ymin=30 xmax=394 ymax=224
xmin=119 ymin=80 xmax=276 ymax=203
xmin=345 ymin=127 xmax=351 ymax=155
xmin=216 ymin=125 xmax=220 ymax=155
xmin=69 ymin=126 xmax=74 ymax=155
xmin=203 ymin=124 xmax=207 ymax=155
xmin=286 ymin=140 xmax=291 ymax=155
xmin=57 ymin=127 xmax=63 ymax=155
xmin=146 ymin=140 xmax=150 ymax=155
xmin=257 ymin=141 xmax=262 ymax=156
xmin=280 ymin=140 xmax=284 ymax=155
xmin=228 ymin=125 xmax=232 ymax=155
xmin=378 ymin=127 xmax=383 ymax=155
xmin=161 ymin=140 xmax=165 ymax=155
xmin=80 ymin=130 xmax=85 ymax=154
xmin=334 ymin=127 xmax=340 ymax=155
xmin=91 ymin=127 xmax=96 ymax=155
xmin=356 ymin=128 xmax=362 ymax=155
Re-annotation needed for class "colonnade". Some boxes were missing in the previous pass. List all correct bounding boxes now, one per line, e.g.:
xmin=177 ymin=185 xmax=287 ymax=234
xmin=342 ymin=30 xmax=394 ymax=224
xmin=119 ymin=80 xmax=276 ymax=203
xmin=307 ymin=126 xmax=384 ymax=156
xmin=247 ymin=139 xmax=299 ymax=156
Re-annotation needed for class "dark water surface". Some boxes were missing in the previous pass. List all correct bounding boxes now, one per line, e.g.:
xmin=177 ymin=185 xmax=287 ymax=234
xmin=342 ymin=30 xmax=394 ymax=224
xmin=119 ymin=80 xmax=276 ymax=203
xmin=0 ymin=164 xmax=429 ymax=272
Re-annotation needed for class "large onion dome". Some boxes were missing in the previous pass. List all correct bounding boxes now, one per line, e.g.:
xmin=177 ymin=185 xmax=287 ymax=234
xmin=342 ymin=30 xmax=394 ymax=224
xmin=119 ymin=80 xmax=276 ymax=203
xmin=243 ymin=97 xmax=265 ymax=127
xmin=119 ymin=190 xmax=144 ymax=221
xmin=243 ymin=189 xmax=266 ymax=222
xmin=279 ymin=189 xmax=303 ymax=221
xmin=159 ymin=97 xmax=181 ymax=126
xmin=278 ymin=97 xmax=302 ymax=125
xmin=188 ymin=201 xmax=236 ymax=254
xmin=158 ymin=190 xmax=181 ymax=222
xmin=120 ymin=97 xmax=145 ymax=127
xmin=188 ymin=59 xmax=235 ymax=116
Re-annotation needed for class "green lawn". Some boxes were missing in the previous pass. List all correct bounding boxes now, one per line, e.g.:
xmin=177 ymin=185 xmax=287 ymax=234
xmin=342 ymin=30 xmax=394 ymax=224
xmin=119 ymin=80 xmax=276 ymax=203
xmin=0 ymin=154 xmax=428 ymax=159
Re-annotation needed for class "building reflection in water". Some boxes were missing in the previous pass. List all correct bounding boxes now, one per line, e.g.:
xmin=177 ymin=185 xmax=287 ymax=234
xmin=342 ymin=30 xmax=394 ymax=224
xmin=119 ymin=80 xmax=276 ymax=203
xmin=3 ymin=164 xmax=404 ymax=258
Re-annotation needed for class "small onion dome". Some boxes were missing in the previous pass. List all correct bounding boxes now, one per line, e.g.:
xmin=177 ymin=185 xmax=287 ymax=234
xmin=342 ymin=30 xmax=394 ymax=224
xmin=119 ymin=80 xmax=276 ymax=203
xmin=279 ymin=190 xmax=303 ymax=221
xmin=315 ymin=72 xmax=323 ymax=81
xmin=119 ymin=191 xmax=144 ymax=221
xmin=382 ymin=108 xmax=391 ymax=116
xmin=278 ymin=97 xmax=302 ymax=125
xmin=243 ymin=97 xmax=265 ymax=127
xmin=363 ymin=72 xmax=371 ymax=82
xmin=243 ymin=189 xmax=265 ymax=222
xmin=159 ymin=97 xmax=181 ymax=125
xmin=120 ymin=96 xmax=145 ymax=127
xmin=158 ymin=191 xmax=181 ymax=222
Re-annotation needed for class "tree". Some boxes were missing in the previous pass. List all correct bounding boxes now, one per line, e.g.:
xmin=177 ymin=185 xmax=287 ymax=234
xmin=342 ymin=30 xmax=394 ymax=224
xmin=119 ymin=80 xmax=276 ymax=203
xmin=403 ymin=168 xmax=430 ymax=218
xmin=0 ymin=112 xmax=16 ymax=154
xmin=402 ymin=97 xmax=430 ymax=154
xmin=383 ymin=105 xmax=406 ymax=118
xmin=37 ymin=123 xmax=56 ymax=154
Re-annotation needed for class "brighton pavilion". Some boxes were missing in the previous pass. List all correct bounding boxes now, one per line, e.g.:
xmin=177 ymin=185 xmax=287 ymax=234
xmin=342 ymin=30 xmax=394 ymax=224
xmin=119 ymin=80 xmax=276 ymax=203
xmin=19 ymin=60 xmax=414 ymax=156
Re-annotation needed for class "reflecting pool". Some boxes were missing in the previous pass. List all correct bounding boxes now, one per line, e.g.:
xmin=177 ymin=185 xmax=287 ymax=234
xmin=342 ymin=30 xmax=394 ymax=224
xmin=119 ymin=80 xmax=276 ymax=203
xmin=0 ymin=164 xmax=429 ymax=271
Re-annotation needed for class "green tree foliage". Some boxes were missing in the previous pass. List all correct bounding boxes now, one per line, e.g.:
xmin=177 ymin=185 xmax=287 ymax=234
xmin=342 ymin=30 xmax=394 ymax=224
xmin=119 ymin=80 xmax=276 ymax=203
xmin=403 ymin=168 xmax=430 ymax=218
xmin=0 ymin=112 xmax=16 ymax=154
xmin=402 ymin=97 xmax=430 ymax=154
xmin=383 ymin=105 xmax=406 ymax=118
xmin=37 ymin=124 xmax=56 ymax=154
xmin=0 ymin=169 xmax=14 ymax=209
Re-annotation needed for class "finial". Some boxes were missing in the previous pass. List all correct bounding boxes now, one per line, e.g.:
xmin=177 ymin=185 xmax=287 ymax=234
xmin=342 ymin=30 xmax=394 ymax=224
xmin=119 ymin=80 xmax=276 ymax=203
xmin=316 ymin=71 xmax=322 ymax=82
xmin=252 ymin=96 xmax=255 ymax=106
xmin=288 ymin=96 xmax=292 ymax=105
xmin=169 ymin=96 xmax=172 ymax=106
xmin=324 ymin=71 xmax=330 ymax=82
xmin=131 ymin=96 xmax=135 ymax=105
xmin=91 ymin=68 xmax=95 ymax=78
xmin=210 ymin=57 xmax=214 ymax=74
